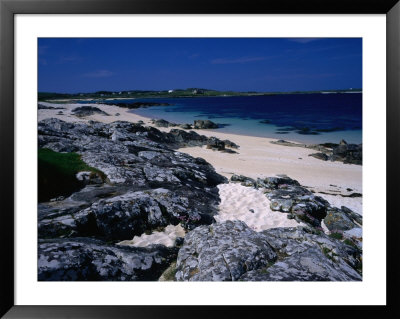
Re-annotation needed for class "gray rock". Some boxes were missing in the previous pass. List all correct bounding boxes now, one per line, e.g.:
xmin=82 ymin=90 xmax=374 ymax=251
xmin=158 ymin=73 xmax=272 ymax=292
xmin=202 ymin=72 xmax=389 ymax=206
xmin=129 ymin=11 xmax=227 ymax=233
xmin=38 ymin=237 xmax=178 ymax=281
xmin=256 ymin=175 xmax=301 ymax=189
xmin=240 ymin=227 xmax=362 ymax=281
xmin=175 ymin=222 xmax=361 ymax=281
xmin=343 ymin=227 xmax=362 ymax=239
xmin=324 ymin=206 xmax=362 ymax=232
xmin=206 ymin=137 xmax=225 ymax=151
xmin=324 ymin=208 xmax=355 ymax=232
xmin=38 ymin=119 xmax=227 ymax=239
xmin=222 ymin=139 xmax=239 ymax=149
xmin=179 ymin=123 xmax=192 ymax=129
xmin=309 ymin=152 xmax=329 ymax=161
xmin=150 ymin=119 xmax=178 ymax=128
xmin=72 ymin=106 xmax=109 ymax=117
xmin=265 ymin=184 xmax=328 ymax=227
xmin=341 ymin=206 xmax=362 ymax=225
xmin=230 ymin=174 xmax=256 ymax=187
xmin=193 ymin=120 xmax=219 ymax=129
xmin=175 ymin=220 xmax=277 ymax=281
xmin=331 ymin=142 xmax=362 ymax=165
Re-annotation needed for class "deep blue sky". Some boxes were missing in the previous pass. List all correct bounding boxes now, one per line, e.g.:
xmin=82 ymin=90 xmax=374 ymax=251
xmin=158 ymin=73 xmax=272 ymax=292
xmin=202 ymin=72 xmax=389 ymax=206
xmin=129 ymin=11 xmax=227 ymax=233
xmin=38 ymin=38 xmax=362 ymax=93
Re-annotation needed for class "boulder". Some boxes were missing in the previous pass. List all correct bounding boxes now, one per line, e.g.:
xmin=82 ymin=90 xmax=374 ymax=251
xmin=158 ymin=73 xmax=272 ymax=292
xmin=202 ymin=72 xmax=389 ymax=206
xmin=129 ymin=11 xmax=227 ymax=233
xmin=71 ymin=106 xmax=109 ymax=117
xmin=222 ymin=140 xmax=239 ymax=149
xmin=323 ymin=206 xmax=362 ymax=233
xmin=331 ymin=143 xmax=362 ymax=165
xmin=179 ymin=123 xmax=192 ymax=130
xmin=206 ymin=137 xmax=225 ymax=151
xmin=267 ymin=185 xmax=329 ymax=227
xmin=309 ymin=152 xmax=329 ymax=161
xmin=175 ymin=221 xmax=277 ymax=281
xmin=175 ymin=222 xmax=361 ymax=281
xmin=38 ymin=237 xmax=178 ymax=281
xmin=240 ymin=227 xmax=362 ymax=281
xmin=150 ymin=119 xmax=178 ymax=128
xmin=230 ymin=174 xmax=256 ymax=187
xmin=193 ymin=120 xmax=219 ymax=129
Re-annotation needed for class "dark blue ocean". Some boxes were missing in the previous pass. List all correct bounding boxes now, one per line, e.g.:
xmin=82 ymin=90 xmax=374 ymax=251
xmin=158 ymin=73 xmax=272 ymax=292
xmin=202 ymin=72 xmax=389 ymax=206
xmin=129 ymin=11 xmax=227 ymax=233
xmin=80 ymin=93 xmax=362 ymax=144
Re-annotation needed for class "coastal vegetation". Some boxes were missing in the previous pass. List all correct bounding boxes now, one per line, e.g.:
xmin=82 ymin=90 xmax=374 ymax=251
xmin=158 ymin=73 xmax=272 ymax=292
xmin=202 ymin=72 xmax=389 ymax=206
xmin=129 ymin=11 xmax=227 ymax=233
xmin=38 ymin=88 xmax=362 ymax=102
xmin=38 ymin=148 xmax=105 ymax=202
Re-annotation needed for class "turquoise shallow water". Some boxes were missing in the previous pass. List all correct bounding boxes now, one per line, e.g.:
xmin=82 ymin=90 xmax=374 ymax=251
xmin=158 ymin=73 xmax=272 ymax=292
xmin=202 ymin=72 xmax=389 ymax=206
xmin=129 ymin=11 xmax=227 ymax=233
xmin=132 ymin=105 xmax=362 ymax=144
xmin=81 ymin=94 xmax=362 ymax=144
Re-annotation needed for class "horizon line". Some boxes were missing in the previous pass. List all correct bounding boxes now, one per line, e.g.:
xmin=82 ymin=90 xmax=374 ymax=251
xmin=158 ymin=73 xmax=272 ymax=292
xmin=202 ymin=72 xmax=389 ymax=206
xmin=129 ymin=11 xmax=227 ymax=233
xmin=38 ymin=87 xmax=363 ymax=95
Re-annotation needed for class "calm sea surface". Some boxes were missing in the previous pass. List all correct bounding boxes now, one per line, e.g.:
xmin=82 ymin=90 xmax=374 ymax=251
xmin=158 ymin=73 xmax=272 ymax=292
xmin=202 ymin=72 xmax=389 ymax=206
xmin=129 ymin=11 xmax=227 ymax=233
xmin=80 ymin=93 xmax=362 ymax=144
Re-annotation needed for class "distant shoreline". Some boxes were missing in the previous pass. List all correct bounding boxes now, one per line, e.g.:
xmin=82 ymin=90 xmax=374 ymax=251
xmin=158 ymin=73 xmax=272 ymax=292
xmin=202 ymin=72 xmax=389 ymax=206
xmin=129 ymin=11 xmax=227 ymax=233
xmin=38 ymin=89 xmax=363 ymax=103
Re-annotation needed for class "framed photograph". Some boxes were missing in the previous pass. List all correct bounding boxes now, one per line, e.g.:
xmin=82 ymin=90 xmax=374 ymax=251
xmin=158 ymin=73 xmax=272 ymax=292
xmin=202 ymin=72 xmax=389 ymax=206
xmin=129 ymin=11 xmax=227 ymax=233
xmin=1 ymin=0 xmax=399 ymax=317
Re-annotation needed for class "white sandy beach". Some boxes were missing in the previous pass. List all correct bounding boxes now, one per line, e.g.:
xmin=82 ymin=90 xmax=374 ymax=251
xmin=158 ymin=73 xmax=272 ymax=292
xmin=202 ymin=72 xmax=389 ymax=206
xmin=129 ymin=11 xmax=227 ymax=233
xmin=215 ymin=183 xmax=302 ymax=231
xmin=39 ymin=101 xmax=362 ymax=245
xmin=117 ymin=224 xmax=186 ymax=248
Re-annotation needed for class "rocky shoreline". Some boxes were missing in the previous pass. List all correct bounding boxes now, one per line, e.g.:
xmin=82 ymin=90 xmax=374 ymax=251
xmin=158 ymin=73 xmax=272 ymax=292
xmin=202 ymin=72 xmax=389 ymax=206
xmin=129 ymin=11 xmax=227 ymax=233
xmin=271 ymin=139 xmax=362 ymax=165
xmin=38 ymin=118 xmax=362 ymax=281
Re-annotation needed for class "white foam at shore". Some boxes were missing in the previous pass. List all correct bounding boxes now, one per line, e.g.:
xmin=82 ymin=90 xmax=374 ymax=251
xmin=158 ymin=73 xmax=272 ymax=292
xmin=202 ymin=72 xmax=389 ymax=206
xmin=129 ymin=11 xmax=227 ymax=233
xmin=117 ymin=224 xmax=186 ymax=248
xmin=216 ymin=183 xmax=300 ymax=231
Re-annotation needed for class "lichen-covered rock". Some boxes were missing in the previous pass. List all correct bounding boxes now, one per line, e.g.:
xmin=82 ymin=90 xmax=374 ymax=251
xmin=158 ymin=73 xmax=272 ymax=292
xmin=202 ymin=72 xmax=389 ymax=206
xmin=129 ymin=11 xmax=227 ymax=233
xmin=39 ymin=187 xmax=220 ymax=240
xmin=175 ymin=222 xmax=361 ymax=282
xmin=38 ymin=118 xmax=230 ymax=279
xmin=323 ymin=205 xmax=362 ymax=234
xmin=266 ymin=185 xmax=329 ymax=227
xmin=38 ymin=237 xmax=177 ymax=281
xmin=175 ymin=220 xmax=277 ymax=281
xmin=240 ymin=227 xmax=362 ymax=281
xmin=324 ymin=208 xmax=357 ymax=232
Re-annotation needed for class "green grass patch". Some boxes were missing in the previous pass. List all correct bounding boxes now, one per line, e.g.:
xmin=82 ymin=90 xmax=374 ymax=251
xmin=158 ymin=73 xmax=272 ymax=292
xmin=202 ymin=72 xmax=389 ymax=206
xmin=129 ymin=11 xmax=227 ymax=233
xmin=329 ymin=232 xmax=343 ymax=240
xmin=38 ymin=148 xmax=105 ymax=202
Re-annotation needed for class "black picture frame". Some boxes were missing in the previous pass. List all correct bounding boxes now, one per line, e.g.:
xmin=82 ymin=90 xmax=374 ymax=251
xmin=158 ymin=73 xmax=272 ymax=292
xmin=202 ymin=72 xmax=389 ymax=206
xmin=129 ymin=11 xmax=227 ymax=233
xmin=1 ymin=0 xmax=399 ymax=318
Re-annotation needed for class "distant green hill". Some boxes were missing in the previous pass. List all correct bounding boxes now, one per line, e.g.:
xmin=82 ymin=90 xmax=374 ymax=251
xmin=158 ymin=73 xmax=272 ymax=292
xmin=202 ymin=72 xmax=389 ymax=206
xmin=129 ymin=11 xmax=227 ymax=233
xmin=38 ymin=88 xmax=362 ymax=102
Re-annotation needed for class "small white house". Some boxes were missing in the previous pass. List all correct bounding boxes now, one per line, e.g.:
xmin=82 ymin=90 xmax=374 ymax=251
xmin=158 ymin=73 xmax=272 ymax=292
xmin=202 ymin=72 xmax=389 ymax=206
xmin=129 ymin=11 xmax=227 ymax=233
xmin=168 ymin=90 xmax=174 ymax=93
